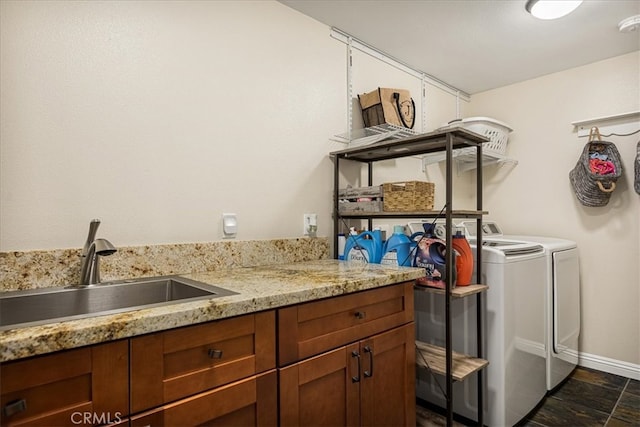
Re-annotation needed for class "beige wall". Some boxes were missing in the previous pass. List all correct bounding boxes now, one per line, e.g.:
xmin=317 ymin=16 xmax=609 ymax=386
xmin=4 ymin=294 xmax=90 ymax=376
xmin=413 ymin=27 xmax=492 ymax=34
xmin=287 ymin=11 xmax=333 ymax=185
xmin=466 ymin=52 xmax=640 ymax=366
xmin=0 ymin=0 xmax=471 ymax=255
xmin=2 ymin=0 xmax=637 ymax=368
xmin=0 ymin=0 xmax=345 ymax=250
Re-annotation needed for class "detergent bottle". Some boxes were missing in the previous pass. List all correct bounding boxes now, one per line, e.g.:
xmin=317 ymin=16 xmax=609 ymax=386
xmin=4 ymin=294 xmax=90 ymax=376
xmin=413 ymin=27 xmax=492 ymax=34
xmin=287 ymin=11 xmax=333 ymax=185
xmin=344 ymin=230 xmax=382 ymax=264
xmin=337 ymin=233 xmax=346 ymax=260
xmin=372 ymin=227 xmax=384 ymax=254
xmin=381 ymin=225 xmax=412 ymax=266
xmin=414 ymin=224 xmax=455 ymax=289
xmin=370 ymin=229 xmax=383 ymax=263
xmin=452 ymin=228 xmax=473 ymax=286
xmin=409 ymin=231 xmax=424 ymax=267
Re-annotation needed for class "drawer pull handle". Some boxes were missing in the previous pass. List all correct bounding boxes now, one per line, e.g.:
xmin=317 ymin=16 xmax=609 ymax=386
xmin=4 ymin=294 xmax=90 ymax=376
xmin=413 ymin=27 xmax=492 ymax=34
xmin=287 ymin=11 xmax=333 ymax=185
xmin=354 ymin=311 xmax=366 ymax=320
xmin=351 ymin=350 xmax=361 ymax=383
xmin=208 ymin=349 xmax=223 ymax=359
xmin=3 ymin=399 xmax=27 ymax=417
xmin=363 ymin=346 xmax=374 ymax=378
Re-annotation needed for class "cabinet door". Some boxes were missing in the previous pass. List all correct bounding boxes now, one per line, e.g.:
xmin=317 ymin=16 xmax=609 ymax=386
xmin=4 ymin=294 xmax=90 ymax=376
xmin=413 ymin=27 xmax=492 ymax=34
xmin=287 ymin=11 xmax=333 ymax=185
xmin=130 ymin=310 xmax=275 ymax=413
xmin=279 ymin=324 xmax=416 ymax=427
xmin=0 ymin=340 xmax=129 ymax=427
xmin=279 ymin=344 xmax=360 ymax=427
xmin=130 ymin=370 xmax=277 ymax=427
xmin=360 ymin=323 xmax=416 ymax=427
xmin=278 ymin=282 xmax=414 ymax=366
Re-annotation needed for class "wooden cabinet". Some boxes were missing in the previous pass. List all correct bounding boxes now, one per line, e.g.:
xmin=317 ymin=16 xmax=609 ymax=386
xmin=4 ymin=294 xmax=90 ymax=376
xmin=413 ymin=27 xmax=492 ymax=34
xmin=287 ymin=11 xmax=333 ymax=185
xmin=130 ymin=310 xmax=276 ymax=414
xmin=0 ymin=340 xmax=128 ymax=427
xmin=278 ymin=282 xmax=414 ymax=366
xmin=1 ymin=311 xmax=275 ymax=427
xmin=278 ymin=282 xmax=415 ymax=427
xmin=1 ymin=283 xmax=415 ymax=427
xmin=279 ymin=345 xmax=360 ymax=426
xmin=130 ymin=370 xmax=277 ymax=427
xmin=359 ymin=324 xmax=415 ymax=427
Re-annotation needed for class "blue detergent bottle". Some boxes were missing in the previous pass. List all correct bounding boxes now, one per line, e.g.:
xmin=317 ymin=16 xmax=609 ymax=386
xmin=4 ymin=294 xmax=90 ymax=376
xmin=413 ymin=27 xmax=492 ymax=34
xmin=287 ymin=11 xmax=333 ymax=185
xmin=372 ymin=228 xmax=384 ymax=257
xmin=381 ymin=225 xmax=412 ymax=266
xmin=343 ymin=231 xmax=382 ymax=264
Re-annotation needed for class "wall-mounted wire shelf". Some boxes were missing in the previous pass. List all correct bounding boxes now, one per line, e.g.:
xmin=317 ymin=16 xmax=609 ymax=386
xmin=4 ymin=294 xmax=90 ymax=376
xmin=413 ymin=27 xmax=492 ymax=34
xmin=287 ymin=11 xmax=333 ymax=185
xmin=331 ymin=123 xmax=421 ymax=148
xmin=422 ymin=147 xmax=518 ymax=174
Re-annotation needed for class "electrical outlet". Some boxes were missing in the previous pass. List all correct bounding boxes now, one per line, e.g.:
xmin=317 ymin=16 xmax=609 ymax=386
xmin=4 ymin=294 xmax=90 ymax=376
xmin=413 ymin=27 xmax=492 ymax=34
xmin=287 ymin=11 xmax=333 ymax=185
xmin=303 ymin=213 xmax=317 ymax=236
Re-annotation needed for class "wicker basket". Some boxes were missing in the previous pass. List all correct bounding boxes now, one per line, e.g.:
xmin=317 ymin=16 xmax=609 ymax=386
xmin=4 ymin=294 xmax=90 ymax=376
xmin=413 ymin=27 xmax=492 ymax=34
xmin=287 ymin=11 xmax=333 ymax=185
xmin=446 ymin=117 xmax=512 ymax=156
xmin=569 ymin=140 xmax=622 ymax=207
xmin=383 ymin=181 xmax=434 ymax=212
xmin=635 ymin=141 xmax=639 ymax=195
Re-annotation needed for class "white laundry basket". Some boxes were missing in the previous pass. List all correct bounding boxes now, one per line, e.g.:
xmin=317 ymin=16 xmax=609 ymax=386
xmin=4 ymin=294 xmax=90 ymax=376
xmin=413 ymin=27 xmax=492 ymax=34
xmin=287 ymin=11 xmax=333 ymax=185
xmin=445 ymin=117 xmax=512 ymax=156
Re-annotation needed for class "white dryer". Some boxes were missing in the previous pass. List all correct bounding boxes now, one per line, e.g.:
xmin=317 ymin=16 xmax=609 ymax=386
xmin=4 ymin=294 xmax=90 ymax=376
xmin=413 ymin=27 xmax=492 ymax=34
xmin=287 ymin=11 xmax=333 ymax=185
xmin=411 ymin=222 xmax=548 ymax=426
xmin=505 ymin=235 xmax=580 ymax=391
xmin=458 ymin=221 xmax=581 ymax=392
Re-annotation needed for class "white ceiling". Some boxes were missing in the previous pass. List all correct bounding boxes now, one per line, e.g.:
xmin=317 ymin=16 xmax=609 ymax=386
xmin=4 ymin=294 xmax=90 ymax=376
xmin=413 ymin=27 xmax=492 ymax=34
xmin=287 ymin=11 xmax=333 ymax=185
xmin=279 ymin=0 xmax=640 ymax=95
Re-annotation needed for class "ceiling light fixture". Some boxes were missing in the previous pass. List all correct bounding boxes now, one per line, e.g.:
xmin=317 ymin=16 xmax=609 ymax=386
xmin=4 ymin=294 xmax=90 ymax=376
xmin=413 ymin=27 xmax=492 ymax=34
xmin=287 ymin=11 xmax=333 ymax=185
xmin=525 ymin=0 xmax=583 ymax=20
xmin=618 ymin=15 xmax=640 ymax=33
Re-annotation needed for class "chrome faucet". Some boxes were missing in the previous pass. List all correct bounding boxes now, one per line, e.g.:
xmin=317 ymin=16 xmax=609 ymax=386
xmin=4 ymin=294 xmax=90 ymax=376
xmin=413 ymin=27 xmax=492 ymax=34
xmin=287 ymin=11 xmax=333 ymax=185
xmin=79 ymin=219 xmax=117 ymax=286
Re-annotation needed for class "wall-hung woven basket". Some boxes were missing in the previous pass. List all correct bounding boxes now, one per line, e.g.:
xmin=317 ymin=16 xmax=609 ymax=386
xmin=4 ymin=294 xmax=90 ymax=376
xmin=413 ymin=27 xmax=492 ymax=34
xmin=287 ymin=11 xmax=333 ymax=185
xmin=569 ymin=127 xmax=623 ymax=207
xmin=635 ymin=141 xmax=640 ymax=195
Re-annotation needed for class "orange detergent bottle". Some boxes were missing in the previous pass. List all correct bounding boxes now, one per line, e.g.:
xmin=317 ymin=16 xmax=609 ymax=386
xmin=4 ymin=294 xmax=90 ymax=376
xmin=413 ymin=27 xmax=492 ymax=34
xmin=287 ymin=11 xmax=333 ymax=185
xmin=452 ymin=229 xmax=473 ymax=286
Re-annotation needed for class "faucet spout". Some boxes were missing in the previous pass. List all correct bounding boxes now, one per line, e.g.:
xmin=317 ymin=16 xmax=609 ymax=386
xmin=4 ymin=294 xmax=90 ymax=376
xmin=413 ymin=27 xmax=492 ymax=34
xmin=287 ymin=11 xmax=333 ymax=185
xmin=79 ymin=220 xmax=117 ymax=286
xmin=82 ymin=219 xmax=101 ymax=257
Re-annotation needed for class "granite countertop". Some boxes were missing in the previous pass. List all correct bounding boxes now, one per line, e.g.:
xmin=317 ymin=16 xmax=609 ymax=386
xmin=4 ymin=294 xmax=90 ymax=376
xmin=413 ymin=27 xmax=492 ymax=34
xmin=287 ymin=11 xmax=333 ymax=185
xmin=0 ymin=259 xmax=424 ymax=362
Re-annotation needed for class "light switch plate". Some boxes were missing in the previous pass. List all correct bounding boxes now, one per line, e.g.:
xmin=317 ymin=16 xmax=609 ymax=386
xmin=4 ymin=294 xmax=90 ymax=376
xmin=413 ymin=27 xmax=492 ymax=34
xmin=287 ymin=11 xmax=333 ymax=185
xmin=222 ymin=213 xmax=237 ymax=237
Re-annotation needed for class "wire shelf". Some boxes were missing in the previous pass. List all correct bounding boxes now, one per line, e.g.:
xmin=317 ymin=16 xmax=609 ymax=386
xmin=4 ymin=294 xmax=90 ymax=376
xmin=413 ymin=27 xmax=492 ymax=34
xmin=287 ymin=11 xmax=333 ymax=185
xmin=331 ymin=124 xmax=421 ymax=148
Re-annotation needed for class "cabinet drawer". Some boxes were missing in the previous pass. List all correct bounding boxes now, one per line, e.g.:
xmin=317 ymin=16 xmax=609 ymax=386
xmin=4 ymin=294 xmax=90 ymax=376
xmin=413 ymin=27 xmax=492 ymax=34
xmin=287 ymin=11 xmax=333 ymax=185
xmin=278 ymin=282 xmax=414 ymax=366
xmin=0 ymin=340 xmax=128 ymax=427
xmin=130 ymin=370 xmax=277 ymax=427
xmin=130 ymin=310 xmax=275 ymax=414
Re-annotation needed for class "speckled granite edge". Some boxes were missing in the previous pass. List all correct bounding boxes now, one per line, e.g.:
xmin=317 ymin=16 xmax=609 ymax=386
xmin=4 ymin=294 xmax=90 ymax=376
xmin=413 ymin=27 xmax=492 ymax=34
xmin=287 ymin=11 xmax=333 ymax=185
xmin=0 ymin=237 xmax=329 ymax=291
xmin=0 ymin=260 xmax=424 ymax=362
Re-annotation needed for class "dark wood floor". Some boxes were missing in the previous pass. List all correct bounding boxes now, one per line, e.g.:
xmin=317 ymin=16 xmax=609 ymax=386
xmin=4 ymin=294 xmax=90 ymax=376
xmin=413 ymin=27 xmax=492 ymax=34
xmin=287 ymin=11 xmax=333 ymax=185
xmin=416 ymin=366 xmax=640 ymax=426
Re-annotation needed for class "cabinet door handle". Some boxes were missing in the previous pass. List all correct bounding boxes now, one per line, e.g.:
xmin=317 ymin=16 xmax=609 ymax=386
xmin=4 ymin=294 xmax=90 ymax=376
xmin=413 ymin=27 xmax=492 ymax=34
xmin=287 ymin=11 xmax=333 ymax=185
xmin=363 ymin=346 xmax=374 ymax=378
xmin=351 ymin=350 xmax=361 ymax=383
xmin=3 ymin=399 xmax=27 ymax=417
xmin=354 ymin=311 xmax=366 ymax=320
xmin=207 ymin=349 xmax=223 ymax=359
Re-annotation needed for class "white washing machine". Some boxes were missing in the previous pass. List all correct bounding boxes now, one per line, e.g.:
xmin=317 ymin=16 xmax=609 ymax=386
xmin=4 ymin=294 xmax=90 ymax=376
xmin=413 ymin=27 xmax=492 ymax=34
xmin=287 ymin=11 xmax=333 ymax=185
xmin=458 ymin=221 xmax=581 ymax=392
xmin=411 ymin=222 xmax=548 ymax=426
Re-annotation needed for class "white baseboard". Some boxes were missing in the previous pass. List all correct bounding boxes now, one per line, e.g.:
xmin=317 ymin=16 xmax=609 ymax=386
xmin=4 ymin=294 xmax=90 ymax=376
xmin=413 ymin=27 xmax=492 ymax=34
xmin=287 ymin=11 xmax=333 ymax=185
xmin=578 ymin=351 xmax=640 ymax=381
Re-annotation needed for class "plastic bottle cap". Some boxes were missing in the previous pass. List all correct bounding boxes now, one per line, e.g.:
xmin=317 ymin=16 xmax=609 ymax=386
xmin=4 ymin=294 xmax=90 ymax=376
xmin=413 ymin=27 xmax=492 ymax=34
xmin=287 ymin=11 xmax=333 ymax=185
xmin=393 ymin=225 xmax=405 ymax=233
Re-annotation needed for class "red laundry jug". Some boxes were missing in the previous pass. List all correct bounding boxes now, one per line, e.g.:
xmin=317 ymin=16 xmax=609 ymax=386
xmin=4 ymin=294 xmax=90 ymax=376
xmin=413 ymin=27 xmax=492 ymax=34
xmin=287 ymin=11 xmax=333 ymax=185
xmin=452 ymin=230 xmax=473 ymax=286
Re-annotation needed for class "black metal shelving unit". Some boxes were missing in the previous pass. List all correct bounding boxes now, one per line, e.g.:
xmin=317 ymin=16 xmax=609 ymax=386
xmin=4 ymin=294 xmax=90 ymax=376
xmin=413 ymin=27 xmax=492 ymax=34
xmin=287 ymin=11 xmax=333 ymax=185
xmin=330 ymin=127 xmax=489 ymax=426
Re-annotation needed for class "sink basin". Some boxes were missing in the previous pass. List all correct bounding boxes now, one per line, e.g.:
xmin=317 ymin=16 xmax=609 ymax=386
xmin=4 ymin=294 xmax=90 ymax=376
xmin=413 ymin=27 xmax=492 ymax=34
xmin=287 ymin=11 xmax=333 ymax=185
xmin=0 ymin=276 xmax=237 ymax=331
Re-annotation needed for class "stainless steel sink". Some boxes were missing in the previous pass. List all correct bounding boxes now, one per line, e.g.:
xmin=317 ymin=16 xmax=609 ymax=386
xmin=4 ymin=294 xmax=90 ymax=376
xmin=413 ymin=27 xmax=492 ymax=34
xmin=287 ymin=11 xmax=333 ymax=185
xmin=0 ymin=276 xmax=237 ymax=331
